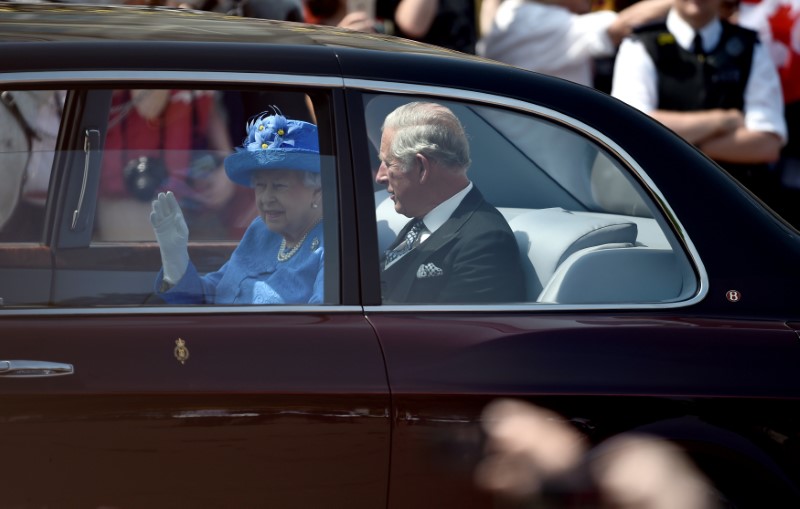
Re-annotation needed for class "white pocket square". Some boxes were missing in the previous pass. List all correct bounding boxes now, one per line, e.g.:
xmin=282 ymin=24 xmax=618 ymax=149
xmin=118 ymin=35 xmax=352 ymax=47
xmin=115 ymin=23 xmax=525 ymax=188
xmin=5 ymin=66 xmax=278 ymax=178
xmin=416 ymin=263 xmax=444 ymax=278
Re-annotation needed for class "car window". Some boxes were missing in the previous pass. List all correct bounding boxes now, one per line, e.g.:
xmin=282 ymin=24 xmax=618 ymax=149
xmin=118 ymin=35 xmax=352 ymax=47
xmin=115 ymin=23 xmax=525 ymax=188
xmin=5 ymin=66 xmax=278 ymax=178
xmin=364 ymin=94 xmax=697 ymax=305
xmin=1 ymin=86 xmax=339 ymax=308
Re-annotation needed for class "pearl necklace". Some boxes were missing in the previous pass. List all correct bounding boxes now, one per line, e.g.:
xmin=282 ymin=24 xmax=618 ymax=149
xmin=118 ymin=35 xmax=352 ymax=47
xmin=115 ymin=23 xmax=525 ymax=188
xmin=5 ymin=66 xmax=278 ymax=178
xmin=277 ymin=219 xmax=321 ymax=262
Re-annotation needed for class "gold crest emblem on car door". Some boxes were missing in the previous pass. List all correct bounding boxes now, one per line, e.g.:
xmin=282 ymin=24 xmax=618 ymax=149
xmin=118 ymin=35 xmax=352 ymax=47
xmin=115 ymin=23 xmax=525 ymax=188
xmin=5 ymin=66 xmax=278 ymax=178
xmin=174 ymin=338 xmax=190 ymax=365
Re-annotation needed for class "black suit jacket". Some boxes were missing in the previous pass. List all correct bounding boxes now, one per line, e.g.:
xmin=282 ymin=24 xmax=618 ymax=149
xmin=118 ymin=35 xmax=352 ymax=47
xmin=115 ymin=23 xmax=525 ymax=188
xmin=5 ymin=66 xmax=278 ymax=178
xmin=381 ymin=187 xmax=525 ymax=304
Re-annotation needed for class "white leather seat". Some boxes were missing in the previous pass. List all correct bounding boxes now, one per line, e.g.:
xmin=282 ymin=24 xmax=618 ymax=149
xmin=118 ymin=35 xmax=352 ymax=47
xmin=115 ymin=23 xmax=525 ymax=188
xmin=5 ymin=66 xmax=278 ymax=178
xmin=538 ymin=246 xmax=686 ymax=304
xmin=375 ymin=189 xmax=409 ymax=254
xmin=507 ymin=208 xmax=638 ymax=300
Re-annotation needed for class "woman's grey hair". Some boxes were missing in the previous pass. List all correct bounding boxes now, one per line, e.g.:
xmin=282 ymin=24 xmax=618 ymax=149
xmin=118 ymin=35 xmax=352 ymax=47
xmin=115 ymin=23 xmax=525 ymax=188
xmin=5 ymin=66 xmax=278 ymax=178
xmin=303 ymin=171 xmax=322 ymax=190
xmin=382 ymin=102 xmax=471 ymax=173
xmin=250 ymin=170 xmax=321 ymax=190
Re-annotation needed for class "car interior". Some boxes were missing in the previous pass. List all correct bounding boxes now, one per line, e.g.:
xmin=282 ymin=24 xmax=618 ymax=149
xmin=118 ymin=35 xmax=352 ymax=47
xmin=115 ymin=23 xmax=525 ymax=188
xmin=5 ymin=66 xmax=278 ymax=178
xmin=365 ymin=94 xmax=698 ymax=304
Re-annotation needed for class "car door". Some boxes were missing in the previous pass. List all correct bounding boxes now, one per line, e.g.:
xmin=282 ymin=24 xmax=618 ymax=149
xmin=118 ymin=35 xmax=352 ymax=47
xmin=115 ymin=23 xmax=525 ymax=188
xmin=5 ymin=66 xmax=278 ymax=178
xmin=346 ymin=86 xmax=800 ymax=508
xmin=0 ymin=79 xmax=390 ymax=508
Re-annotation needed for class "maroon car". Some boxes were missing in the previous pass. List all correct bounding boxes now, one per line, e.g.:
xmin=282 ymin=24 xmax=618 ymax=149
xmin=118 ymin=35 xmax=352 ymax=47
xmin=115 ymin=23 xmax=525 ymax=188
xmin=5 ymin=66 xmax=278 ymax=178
xmin=0 ymin=3 xmax=798 ymax=508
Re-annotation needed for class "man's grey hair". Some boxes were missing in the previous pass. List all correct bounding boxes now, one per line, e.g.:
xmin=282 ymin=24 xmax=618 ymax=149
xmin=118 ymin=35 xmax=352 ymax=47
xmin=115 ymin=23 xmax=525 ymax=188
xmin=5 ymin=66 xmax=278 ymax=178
xmin=382 ymin=102 xmax=471 ymax=173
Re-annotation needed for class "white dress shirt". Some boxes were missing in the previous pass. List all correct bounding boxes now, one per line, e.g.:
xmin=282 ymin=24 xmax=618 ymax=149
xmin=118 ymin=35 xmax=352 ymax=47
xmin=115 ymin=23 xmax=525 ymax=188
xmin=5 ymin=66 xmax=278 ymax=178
xmin=611 ymin=9 xmax=787 ymax=143
xmin=478 ymin=0 xmax=617 ymax=87
xmin=419 ymin=181 xmax=473 ymax=244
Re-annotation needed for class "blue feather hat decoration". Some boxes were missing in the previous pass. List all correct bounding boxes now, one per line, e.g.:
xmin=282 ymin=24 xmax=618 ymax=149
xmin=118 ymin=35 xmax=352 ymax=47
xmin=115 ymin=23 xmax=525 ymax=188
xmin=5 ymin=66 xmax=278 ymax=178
xmin=224 ymin=110 xmax=320 ymax=187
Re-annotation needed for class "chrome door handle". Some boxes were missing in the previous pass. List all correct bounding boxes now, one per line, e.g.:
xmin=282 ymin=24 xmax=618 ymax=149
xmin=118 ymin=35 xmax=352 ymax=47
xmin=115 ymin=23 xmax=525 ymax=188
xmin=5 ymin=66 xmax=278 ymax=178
xmin=71 ymin=128 xmax=100 ymax=231
xmin=0 ymin=360 xmax=74 ymax=378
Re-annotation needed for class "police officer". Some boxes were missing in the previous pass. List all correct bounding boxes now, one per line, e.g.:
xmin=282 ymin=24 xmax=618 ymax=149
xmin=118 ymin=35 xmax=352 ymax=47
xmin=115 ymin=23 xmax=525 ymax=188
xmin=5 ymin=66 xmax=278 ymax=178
xmin=611 ymin=0 xmax=787 ymax=204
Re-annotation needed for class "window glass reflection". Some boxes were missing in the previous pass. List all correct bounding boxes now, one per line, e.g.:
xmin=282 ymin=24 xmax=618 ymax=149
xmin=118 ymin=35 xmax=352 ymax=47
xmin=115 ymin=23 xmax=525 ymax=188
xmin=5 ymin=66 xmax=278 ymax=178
xmin=0 ymin=90 xmax=65 ymax=243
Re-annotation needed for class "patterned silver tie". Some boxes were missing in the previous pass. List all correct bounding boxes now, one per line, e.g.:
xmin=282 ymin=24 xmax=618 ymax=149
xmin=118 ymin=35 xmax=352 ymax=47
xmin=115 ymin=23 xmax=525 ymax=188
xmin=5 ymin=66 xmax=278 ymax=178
xmin=384 ymin=219 xmax=425 ymax=269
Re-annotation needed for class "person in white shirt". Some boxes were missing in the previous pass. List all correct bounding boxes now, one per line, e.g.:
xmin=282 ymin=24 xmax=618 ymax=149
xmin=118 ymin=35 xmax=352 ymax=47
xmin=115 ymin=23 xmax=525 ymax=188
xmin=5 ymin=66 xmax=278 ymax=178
xmin=611 ymin=0 xmax=786 ymax=166
xmin=737 ymin=0 xmax=800 ymax=226
xmin=478 ymin=0 xmax=672 ymax=87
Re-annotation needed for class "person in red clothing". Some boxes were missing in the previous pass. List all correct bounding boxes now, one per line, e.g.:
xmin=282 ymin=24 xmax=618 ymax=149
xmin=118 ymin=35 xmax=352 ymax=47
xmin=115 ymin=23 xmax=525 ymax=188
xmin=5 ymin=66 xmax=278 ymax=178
xmin=97 ymin=89 xmax=247 ymax=241
xmin=738 ymin=0 xmax=800 ymax=225
xmin=302 ymin=0 xmax=379 ymax=31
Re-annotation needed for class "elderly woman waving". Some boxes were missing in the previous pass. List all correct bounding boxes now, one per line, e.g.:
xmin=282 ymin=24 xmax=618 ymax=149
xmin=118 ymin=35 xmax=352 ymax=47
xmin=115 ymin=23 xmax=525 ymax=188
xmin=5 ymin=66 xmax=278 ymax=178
xmin=151 ymin=111 xmax=324 ymax=304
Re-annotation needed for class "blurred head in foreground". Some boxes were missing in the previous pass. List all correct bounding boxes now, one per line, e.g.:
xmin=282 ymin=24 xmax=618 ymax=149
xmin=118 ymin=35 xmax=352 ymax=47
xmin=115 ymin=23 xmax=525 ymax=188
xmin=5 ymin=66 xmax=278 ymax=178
xmin=475 ymin=398 xmax=718 ymax=509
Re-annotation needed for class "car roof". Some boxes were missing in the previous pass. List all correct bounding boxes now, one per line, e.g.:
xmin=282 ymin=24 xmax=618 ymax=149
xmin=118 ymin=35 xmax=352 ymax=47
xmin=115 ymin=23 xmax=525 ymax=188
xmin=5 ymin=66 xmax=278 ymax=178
xmin=0 ymin=1 xmax=468 ymax=55
xmin=0 ymin=1 xmax=508 ymax=86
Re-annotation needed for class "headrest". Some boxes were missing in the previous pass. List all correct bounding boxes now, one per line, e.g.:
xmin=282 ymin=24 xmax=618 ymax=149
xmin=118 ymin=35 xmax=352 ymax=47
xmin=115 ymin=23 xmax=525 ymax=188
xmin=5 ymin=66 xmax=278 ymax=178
xmin=508 ymin=208 xmax=638 ymax=294
xmin=538 ymin=247 xmax=682 ymax=304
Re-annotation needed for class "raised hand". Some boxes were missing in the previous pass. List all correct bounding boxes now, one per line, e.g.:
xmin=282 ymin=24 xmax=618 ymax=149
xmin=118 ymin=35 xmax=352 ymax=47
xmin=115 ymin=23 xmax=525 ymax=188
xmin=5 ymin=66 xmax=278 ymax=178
xmin=150 ymin=191 xmax=190 ymax=284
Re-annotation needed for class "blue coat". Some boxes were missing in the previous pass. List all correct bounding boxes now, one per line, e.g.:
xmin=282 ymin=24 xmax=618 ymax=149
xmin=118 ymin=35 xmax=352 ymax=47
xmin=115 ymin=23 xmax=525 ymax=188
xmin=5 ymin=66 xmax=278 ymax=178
xmin=156 ymin=218 xmax=324 ymax=304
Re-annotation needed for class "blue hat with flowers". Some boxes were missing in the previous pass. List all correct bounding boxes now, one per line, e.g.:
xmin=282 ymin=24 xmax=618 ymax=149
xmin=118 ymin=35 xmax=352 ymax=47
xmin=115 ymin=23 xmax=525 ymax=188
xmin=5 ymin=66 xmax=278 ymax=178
xmin=224 ymin=110 xmax=320 ymax=187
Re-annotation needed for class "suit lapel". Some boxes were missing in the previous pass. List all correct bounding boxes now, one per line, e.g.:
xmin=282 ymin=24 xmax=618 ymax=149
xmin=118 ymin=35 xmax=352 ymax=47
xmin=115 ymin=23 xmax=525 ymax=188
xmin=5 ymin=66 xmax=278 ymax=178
xmin=382 ymin=187 xmax=484 ymax=302
xmin=415 ymin=187 xmax=483 ymax=255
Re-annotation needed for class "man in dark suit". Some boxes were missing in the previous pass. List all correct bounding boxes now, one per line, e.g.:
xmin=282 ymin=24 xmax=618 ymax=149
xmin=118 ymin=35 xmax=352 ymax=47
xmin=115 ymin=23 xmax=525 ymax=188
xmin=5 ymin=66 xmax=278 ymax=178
xmin=376 ymin=101 xmax=525 ymax=304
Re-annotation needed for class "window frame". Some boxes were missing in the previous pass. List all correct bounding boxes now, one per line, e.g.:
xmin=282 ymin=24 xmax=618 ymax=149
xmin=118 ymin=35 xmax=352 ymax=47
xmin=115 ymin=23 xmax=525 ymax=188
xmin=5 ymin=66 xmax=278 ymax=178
xmin=0 ymin=71 xmax=358 ymax=313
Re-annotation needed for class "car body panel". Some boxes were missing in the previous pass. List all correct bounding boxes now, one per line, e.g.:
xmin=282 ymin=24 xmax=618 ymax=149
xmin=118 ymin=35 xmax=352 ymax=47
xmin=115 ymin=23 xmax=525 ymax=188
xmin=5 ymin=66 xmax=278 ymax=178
xmin=367 ymin=313 xmax=800 ymax=507
xmin=0 ymin=312 xmax=390 ymax=507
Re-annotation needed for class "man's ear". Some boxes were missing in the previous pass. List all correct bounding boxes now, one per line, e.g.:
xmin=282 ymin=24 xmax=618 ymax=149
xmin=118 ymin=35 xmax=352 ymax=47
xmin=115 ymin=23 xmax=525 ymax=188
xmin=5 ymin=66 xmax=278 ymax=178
xmin=416 ymin=153 xmax=432 ymax=183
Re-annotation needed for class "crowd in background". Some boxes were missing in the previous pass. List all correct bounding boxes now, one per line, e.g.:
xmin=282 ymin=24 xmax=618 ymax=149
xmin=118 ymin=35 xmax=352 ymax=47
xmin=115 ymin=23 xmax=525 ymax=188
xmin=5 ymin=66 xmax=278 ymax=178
xmin=25 ymin=0 xmax=798 ymax=224
xmin=340 ymin=0 xmax=796 ymax=228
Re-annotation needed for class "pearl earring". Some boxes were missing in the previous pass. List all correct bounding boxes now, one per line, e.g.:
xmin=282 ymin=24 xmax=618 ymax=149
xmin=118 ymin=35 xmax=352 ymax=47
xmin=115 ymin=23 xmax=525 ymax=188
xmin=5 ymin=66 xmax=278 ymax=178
xmin=312 ymin=203 xmax=319 ymax=209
